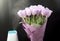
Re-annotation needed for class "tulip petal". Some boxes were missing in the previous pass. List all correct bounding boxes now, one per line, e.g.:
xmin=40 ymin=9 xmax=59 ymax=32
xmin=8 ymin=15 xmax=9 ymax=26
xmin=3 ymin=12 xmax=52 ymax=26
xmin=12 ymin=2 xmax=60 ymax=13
xmin=25 ymin=7 xmax=31 ymax=16
xmin=41 ymin=7 xmax=53 ymax=17
xmin=17 ymin=10 xmax=23 ymax=18
xmin=45 ymin=7 xmax=53 ymax=17
xmin=29 ymin=5 xmax=38 ymax=15
xmin=21 ymin=10 xmax=26 ymax=18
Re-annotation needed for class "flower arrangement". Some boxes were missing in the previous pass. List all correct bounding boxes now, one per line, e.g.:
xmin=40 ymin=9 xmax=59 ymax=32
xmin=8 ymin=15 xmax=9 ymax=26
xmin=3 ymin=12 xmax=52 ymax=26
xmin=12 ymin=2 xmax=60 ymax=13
xmin=17 ymin=5 xmax=52 ymax=28
xmin=17 ymin=5 xmax=53 ymax=41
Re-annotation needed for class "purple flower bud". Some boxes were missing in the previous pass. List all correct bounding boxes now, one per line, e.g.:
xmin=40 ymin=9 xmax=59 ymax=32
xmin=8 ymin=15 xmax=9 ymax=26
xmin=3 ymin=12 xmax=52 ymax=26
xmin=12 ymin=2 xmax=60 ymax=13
xmin=22 ymin=10 xmax=26 ymax=18
xmin=17 ymin=10 xmax=23 ymax=18
xmin=41 ymin=7 xmax=53 ymax=17
xmin=29 ymin=5 xmax=38 ymax=15
xmin=25 ymin=7 xmax=31 ymax=16
xmin=38 ymin=5 xmax=45 ymax=9
xmin=17 ymin=10 xmax=26 ymax=18
xmin=45 ymin=7 xmax=53 ymax=17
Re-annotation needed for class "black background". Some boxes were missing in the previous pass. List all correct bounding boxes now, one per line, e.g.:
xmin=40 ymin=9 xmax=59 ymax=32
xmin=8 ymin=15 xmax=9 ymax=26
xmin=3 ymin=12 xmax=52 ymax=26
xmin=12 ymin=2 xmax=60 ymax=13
xmin=0 ymin=0 xmax=60 ymax=41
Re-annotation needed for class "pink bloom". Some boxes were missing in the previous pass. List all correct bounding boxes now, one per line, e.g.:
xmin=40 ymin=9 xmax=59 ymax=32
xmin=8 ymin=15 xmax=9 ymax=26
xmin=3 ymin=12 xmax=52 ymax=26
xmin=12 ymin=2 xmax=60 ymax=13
xmin=29 ymin=5 xmax=38 ymax=15
xmin=41 ymin=7 xmax=53 ymax=17
xmin=38 ymin=5 xmax=45 ymax=10
xmin=17 ymin=10 xmax=26 ymax=18
xmin=17 ymin=10 xmax=23 ymax=18
xmin=25 ymin=7 xmax=31 ymax=16
xmin=38 ymin=5 xmax=45 ymax=14
xmin=45 ymin=7 xmax=53 ymax=17
xmin=22 ymin=10 xmax=26 ymax=18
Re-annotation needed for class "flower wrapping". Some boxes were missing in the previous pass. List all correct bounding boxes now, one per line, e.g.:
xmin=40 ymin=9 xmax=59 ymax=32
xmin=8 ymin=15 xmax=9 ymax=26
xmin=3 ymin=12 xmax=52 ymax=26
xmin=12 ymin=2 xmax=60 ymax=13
xmin=17 ymin=5 xmax=53 ymax=41
xmin=22 ymin=19 xmax=47 ymax=41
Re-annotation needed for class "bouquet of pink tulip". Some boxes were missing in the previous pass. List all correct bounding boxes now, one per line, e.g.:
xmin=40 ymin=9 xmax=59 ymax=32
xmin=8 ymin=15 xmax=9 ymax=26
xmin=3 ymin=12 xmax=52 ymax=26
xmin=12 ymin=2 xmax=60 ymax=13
xmin=17 ymin=5 xmax=53 ymax=41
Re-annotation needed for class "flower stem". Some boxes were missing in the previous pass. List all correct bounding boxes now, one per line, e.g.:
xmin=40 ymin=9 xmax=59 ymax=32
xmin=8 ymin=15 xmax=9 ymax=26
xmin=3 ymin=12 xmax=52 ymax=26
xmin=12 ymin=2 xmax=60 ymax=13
xmin=28 ymin=16 xmax=30 ymax=25
xmin=33 ymin=15 xmax=35 ymax=23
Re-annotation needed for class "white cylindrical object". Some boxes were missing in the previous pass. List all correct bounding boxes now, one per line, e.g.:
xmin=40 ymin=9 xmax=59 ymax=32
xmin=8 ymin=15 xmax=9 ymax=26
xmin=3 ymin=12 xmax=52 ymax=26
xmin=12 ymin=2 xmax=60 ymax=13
xmin=7 ymin=30 xmax=18 ymax=41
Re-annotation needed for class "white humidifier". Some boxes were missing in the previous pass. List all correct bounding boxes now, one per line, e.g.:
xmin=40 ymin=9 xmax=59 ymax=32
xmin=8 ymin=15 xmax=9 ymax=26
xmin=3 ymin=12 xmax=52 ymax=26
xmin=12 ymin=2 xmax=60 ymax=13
xmin=7 ymin=30 xmax=18 ymax=41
